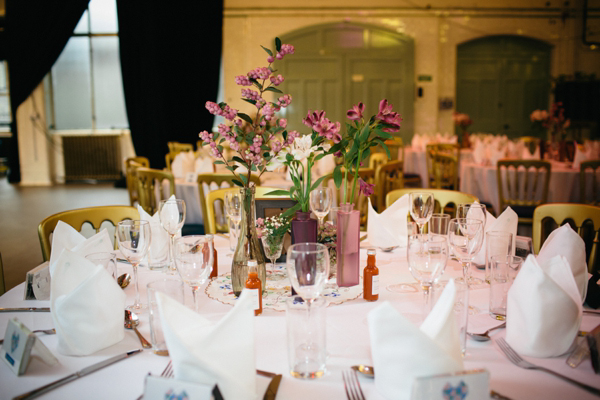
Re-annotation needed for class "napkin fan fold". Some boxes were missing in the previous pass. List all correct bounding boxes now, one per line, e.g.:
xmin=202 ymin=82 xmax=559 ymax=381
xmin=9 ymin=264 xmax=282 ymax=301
xmin=367 ymin=195 xmax=409 ymax=249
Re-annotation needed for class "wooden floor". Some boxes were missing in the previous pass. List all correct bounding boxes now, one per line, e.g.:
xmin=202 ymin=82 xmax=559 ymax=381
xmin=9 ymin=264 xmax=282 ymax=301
xmin=0 ymin=177 xmax=129 ymax=291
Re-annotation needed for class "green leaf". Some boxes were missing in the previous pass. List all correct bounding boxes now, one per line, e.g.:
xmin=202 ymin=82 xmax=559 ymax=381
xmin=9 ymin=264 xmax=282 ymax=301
xmin=264 ymin=87 xmax=283 ymax=94
xmin=310 ymin=175 xmax=327 ymax=191
xmin=232 ymin=179 xmax=244 ymax=187
xmin=378 ymin=141 xmax=391 ymax=159
xmin=245 ymin=136 xmax=253 ymax=145
xmin=217 ymin=145 xmax=224 ymax=153
xmin=261 ymin=45 xmax=273 ymax=56
xmin=265 ymin=189 xmax=290 ymax=196
xmin=214 ymin=160 xmax=225 ymax=165
xmin=359 ymin=123 xmax=371 ymax=142
xmin=251 ymin=164 xmax=257 ymax=171
xmin=242 ymin=98 xmax=257 ymax=106
xmin=239 ymin=174 xmax=248 ymax=184
xmin=314 ymin=153 xmax=325 ymax=161
xmin=218 ymin=102 xmax=227 ymax=108
xmin=260 ymin=144 xmax=270 ymax=151
xmin=232 ymin=156 xmax=245 ymax=164
xmin=275 ymin=37 xmax=282 ymax=52
xmin=238 ymin=112 xmax=254 ymax=124
xmin=219 ymin=138 xmax=225 ymax=144
xmin=252 ymin=79 xmax=263 ymax=90
xmin=282 ymin=130 xmax=288 ymax=141
xmin=333 ymin=165 xmax=343 ymax=188
xmin=286 ymin=153 xmax=294 ymax=162
xmin=281 ymin=203 xmax=301 ymax=218
xmin=263 ymin=152 xmax=271 ymax=158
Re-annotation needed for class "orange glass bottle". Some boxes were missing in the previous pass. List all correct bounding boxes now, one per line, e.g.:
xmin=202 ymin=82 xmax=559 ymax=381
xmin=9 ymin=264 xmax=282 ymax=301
xmin=245 ymin=260 xmax=262 ymax=315
xmin=363 ymin=248 xmax=379 ymax=302
xmin=210 ymin=247 xmax=218 ymax=279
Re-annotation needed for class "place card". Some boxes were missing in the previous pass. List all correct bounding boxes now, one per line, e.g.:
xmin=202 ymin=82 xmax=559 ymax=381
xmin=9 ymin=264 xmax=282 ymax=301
xmin=185 ymin=172 xmax=198 ymax=183
xmin=1 ymin=318 xmax=58 ymax=375
xmin=24 ymin=262 xmax=51 ymax=300
xmin=515 ymin=236 xmax=533 ymax=259
xmin=144 ymin=375 xmax=222 ymax=400
xmin=411 ymin=369 xmax=489 ymax=400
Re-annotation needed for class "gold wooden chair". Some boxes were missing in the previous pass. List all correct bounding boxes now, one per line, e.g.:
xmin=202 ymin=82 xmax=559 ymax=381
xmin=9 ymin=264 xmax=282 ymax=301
xmin=369 ymin=152 xmax=389 ymax=172
xmin=38 ymin=206 xmax=140 ymax=262
xmin=124 ymin=156 xmax=150 ymax=207
xmin=323 ymin=168 xmax=376 ymax=228
xmin=0 ymin=253 xmax=5 ymax=296
xmin=204 ymin=186 xmax=288 ymax=234
xmin=375 ymin=160 xmax=404 ymax=211
xmin=426 ymin=144 xmax=460 ymax=189
xmin=197 ymin=174 xmax=261 ymax=231
xmin=580 ymin=160 xmax=600 ymax=206
xmin=136 ymin=167 xmax=176 ymax=215
xmin=167 ymin=142 xmax=194 ymax=153
xmin=375 ymin=137 xmax=421 ymax=187
xmin=497 ymin=159 xmax=551 ymax=225
xmin=533 ymin=203 xmax=600 ymax=274
xmin=386 ymin=188 xmax=478 ymax=217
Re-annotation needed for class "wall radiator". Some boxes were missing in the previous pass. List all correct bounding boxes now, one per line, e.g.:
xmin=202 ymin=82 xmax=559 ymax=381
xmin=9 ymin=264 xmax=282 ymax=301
xmin=63 ymin=135 xmax=122 ymax=181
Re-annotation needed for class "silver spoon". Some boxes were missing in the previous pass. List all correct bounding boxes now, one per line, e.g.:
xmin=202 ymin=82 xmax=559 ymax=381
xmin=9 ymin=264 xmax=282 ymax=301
xmin=380 ymin=246 xmax=399 ymax=253
xmin=467 ymin=322 xmax=506 ymax=341
xmin=117 ymin=273 xmax=131 ymax=289
xmin=124 ymin=310 xmax=152 ymax=349
xmin=0 ymin=329 xmax=56 ymax=344
xmin=351 ymin=365 xmax=374 ymax=378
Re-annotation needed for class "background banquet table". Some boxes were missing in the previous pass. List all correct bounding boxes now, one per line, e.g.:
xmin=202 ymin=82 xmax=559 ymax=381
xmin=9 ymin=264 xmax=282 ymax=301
xmin=403 ymin=147 xmax=473 ymax=188
xmin=1 ymin=235 xmax=599 ymax=399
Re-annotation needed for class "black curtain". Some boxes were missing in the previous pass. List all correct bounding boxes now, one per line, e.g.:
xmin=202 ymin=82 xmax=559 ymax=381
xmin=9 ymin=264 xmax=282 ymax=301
xmin=116 ymin=1 xmax=223 ymax=169
xmin=4 ymin=0 xmax=90 ymax=183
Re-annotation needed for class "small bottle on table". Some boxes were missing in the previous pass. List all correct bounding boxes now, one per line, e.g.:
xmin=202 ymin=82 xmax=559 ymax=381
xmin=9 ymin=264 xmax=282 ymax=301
xmin=245 ymin=259 xmax=262 ymax=316
xmin=363 ymin=248 xmax=379 ymax=302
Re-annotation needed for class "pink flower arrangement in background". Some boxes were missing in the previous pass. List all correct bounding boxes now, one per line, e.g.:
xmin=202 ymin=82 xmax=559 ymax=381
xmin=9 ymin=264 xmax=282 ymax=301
xmin=530 ymin=102 xmax=570 ymax=140
xmin=452 ymin=112 xmax=473 ymax=128
xmin=198 ymin=38 xmax=296 ymax=187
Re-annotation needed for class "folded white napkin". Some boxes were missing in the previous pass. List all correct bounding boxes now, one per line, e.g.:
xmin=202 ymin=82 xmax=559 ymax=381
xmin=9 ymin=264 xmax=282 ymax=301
xmin=536 ymin=224 xmax=588 ymax=301
xmin=171 ymin=151 xmax=195 ymax=179
xmin=367 ymin=195 xmax=409 ymax=248
xmin=472 ymin=140 xmax=486 ymax=165
xmin=50 ymin=249 xmax=125 ymax=356
xmin=521 ymin=144 xmax=540 ymax=160
xmin=137 ymin=204 xmax=170 ymax=264
xmin=572 ymin=143 xmax=588 ymax=169
xmin=158 ymin=290 xmax=256 ymax=400
xmin=506 ymin=254 xmax=582 ymax=357
xmin=473 ymin=207 xmax=518 ymax=266
xmin=49 ymin=221 xmax=114 ymax=276
xmin=195 ymin=156 xmax=214 ymax=174
xmin=368 ymin=280 xmax=464 ymax=400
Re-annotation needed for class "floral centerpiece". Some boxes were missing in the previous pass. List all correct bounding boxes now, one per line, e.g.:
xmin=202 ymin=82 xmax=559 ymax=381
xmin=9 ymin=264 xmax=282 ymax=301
xmin=453 ymin=111 xmax=473 ymax=148
xmin=324 ymin=100 xmax=403 ymax=286
xmin=530 ymin=102 xmax=571 ymax=160
xmin=197 ymin=37 xmax=296 ymax=296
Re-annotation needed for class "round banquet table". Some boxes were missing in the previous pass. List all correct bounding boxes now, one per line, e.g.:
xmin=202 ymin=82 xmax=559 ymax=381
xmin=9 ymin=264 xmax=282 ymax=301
xmin=1 ymin=235 xmax=599 ymax=400
xmin=403 ymin=147 xmax=473 ymax=187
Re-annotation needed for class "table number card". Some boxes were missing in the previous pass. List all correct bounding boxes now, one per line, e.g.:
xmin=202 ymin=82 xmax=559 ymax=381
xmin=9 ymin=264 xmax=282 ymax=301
xmin=411 ymin=369 xmax=489 ymax=400
xmin=1 ymin=318 xmax=57 ymax=375
xmin=144 ymin=375 xmax=220 ymax=400
xmin=185 ymin=172 xmax=198 ymax=183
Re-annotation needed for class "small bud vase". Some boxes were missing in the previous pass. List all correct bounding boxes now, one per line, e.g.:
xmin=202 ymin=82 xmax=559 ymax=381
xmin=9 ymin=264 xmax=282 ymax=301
xmin=336 ymin=203 xmax=360 ymax=287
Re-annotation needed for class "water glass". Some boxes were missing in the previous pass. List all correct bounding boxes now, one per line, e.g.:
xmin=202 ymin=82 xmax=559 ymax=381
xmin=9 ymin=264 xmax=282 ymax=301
xmin=489 ymin=255 xmax=523 ymax=320
xmin=310 ymin=187 xmax=333 ymax=227
xmin=428 ymin=213 xmax=450 ymax=236
xmin=286 ymin=243 xmax=330 ymax=302
xmin=85 ymin=252 xmax=117 ymax=280
xmin=147 ymin=279 xmax=184 ymax=356
xmin=407 ymin=235 xmax=448 ymax=314
xmin=485 ymin=231 xmax=513 ymax=284
xmin=174 ymin=235 xmax=214 ymax=313
xmin=286 ymin=296 xmax=326 ymax=379
xmin=454 ymin=280 xmax=469 ymax=357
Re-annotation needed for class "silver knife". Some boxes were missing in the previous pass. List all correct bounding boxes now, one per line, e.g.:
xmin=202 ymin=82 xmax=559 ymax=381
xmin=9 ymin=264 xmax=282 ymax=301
xmin=263 ymin=374 xmax=282 ymax=400
xmin=0 ymin=307 xmax=50 ymax=313
xmin=12 ymin=349 xmax=143 ymax=400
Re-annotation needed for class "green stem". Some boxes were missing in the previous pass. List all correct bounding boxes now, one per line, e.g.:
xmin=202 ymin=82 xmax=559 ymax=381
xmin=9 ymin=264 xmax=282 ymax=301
xmin=350 ymin=148 xmax=363 ymax=205
xmin=342 ymin=159 xmax=348 ymax=205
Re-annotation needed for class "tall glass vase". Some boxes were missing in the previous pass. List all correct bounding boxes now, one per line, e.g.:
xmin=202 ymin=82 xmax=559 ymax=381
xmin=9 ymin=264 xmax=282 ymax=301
xmin=231 ymin=186 xmax=267 ymax=297
xmin=336 ymin=203 xmax=360 ymax=287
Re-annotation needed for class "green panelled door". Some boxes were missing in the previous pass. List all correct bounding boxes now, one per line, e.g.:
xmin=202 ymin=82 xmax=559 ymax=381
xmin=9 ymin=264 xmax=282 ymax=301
xmin=456 ymin=35 xmax=551 ymax=138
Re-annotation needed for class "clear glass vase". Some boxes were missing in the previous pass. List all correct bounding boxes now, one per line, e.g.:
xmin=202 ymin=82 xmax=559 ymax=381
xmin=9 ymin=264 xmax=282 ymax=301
xmin=231 ymin=186 xmax=267 ymax=296
xmin=336 ymin=203 xmax=360 ymax=287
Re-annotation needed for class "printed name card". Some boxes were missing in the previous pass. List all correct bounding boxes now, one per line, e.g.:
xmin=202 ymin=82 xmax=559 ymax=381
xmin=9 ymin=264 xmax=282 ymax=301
xmin=144 ymin=375 xmax=222 ymax=400
xmin=1 ymin=318 xmax=58 ymax=375
xmin=411 ymin=369 xmax=489 ymax=400
xmin=24 ymin=262 xmax=51 ymax=300
xmin=185 ymin=172 xmax=199 ymax=183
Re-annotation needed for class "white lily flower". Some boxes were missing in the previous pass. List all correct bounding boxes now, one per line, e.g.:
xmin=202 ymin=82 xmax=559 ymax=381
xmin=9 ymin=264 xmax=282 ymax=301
xmin=291 ymin=135 xmax=318 ymax=161
xmin=266 ymin=149 xmax=288 ymax=171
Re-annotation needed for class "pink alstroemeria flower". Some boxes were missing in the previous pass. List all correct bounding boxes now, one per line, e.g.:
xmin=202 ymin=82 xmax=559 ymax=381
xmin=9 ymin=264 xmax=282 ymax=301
xmin=303 ymin=110 xmax=342 ymax=143
xmin=347 ymin=102 xmax=365 ymax=121
xmin=375 ymin=99 xmax=402 ymax=132
xmin=358 ymin=178 xmax=375 ymax=197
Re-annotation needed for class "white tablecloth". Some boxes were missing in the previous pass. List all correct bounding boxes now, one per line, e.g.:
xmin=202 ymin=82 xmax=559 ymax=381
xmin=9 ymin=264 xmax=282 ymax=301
xmin=459 ymin=161 xmax=598 ymax=214
xmin=1 ymin=236 xmax=599 ymax=399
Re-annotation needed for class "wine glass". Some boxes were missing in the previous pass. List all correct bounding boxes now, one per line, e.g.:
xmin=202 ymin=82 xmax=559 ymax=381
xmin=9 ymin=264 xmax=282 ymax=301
xmin=286 ymin=243 xmax=330 ymax=304
xmin=407 ymin=234 xmax=448 ymax=314
xmin=174 ymin=235 xmax=214 ymax=312
xmin=225 ymin=191 xmax=242 ymax=253
xmin=117 ymin=220 xmax=151 ymax=311
xmin=409 ymin=192 xmax=434 ymax=234
xmin=310 ymin=187 xmax=333 ymax=227
xmin=159 ymin=199 xmax=186 ymax=275
xmin=448 ymin=217 xmax=484 ymax=292
xmin=261 ymin=235 xmax=284 ymax=273
xmin=457 ymin=203 xmax=487 ymax=226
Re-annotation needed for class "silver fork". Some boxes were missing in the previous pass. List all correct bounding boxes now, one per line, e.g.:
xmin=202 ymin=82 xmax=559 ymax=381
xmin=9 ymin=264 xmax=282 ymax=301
xmin=497 ymin=338 xmax=600 ymax=396
xmin=342 ymin=369 xmax=366 ymax=400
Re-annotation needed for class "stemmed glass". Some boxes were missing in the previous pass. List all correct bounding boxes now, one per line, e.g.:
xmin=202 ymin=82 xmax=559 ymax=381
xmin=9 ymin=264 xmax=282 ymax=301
xmin=174 ymin=235 xmax=214 ymax=313
xmin=225 ymin=191 xmax=242 ymax=254
xmin=310 ymin=187 xmax=333 ymax=227
xmin=457 ymin=203 xmax=487 ymax=226
xmin=409 ymin=192 xmax=435 ymax=234
xmin=159 ymin=199 xmax=186 ymax=275
xmin=286 ymin=243 xmax=330 ymax=307
xmin=261 ymin=235 xmax=284 ymax=273
xmin=117 ymin=220 xmax=151 ymax=311
xmin=407 ymin=234 xmax=448 ymax=314
xmin=448 ymin=217 xmax=485 ymax=313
